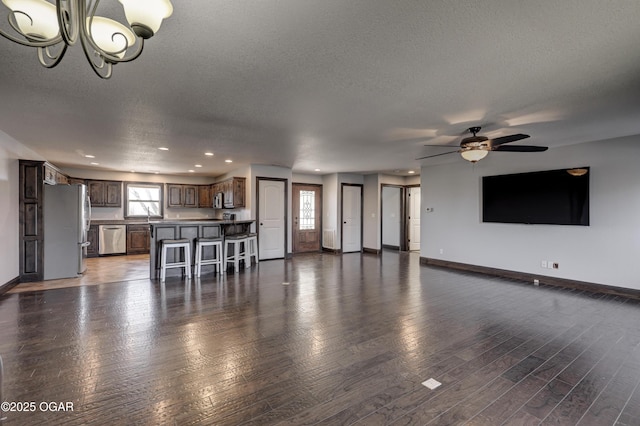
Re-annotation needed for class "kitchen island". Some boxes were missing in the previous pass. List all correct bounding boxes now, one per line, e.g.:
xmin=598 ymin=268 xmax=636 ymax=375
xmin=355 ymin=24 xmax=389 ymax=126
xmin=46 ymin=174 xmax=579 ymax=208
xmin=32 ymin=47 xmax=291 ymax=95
xmin=149 ymin=219 xmax=254 ymax=279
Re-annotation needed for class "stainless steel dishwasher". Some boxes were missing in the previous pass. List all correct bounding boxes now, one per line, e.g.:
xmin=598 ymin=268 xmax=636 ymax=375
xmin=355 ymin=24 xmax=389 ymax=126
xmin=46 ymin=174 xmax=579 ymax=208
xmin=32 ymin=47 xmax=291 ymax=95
xmin=98 ymin=225 xmax=126 ymax=255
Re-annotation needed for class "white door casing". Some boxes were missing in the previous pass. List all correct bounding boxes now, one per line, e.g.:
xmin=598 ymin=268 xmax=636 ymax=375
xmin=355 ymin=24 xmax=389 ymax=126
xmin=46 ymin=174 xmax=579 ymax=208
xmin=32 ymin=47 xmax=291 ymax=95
xmin=258 ymin=179 xmax=286 ymax=259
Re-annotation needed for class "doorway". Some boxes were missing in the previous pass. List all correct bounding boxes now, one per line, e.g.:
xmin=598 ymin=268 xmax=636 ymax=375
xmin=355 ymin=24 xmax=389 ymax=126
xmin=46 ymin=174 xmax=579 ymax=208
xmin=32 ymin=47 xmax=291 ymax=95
xmin=380 ymin=184 xmax=421 ymax=252
xmin=341 ymin=183 xmax=363 ymax=253
xmin=292 ymin=183 xmax=322 ymax=253
xmin=257 ymin=178 xmax=287 ymax=260
xmin=381 ymin=185 xmax=403 ymax=250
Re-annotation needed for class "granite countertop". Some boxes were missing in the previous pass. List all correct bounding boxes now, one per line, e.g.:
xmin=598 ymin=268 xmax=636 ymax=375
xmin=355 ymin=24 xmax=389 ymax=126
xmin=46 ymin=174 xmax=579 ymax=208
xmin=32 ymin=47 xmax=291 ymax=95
xmin=90 ymin=219 xmax=150 ymax=225
xmin=92 ymin=219 xmax=255 ymax=226
xmin=148 ymin=219 xmax=254 ymax=225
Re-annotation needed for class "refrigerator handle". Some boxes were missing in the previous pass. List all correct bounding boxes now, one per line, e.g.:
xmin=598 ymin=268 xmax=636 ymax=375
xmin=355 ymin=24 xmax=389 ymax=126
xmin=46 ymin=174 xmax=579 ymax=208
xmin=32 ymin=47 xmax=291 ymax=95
xmin=86 ymin=195 xmax=92 ymax=231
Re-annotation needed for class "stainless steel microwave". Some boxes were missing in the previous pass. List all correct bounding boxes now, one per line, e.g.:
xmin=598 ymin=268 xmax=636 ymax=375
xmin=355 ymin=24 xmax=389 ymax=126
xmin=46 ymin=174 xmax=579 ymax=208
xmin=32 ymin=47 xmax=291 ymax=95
xmin=213 ymin=192 xmax=223 ymax=209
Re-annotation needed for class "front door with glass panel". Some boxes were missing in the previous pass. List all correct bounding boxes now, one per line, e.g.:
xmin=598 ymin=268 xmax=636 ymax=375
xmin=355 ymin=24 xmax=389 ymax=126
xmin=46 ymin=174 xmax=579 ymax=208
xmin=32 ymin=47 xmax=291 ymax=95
xmin=293 ymin=184 xmax=322 ymax=253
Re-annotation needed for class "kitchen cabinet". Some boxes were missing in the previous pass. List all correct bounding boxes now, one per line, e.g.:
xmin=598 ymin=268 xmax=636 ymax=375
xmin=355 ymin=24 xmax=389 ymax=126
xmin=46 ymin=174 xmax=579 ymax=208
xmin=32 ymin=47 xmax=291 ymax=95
xmin=167 ymin=184 xmax=199 ymax=208
xmin=224 ymin=177 xmax=245 ymax=208
xmin=198 ymin=184 xmax=213 ymax=208
xmin=19 ymin=160 xmax=45 ymax=281
xmin=126 ymin=224 xmax=150 ymax=254
xmin=88 ymin=180 xmax=122 ymax=207
xmin=214 ymin=177 xmax=245 ymax=208
xmin=44 ymin=162 xmax=68 ymax=185
xmin=86 ymin=225 xmax=99 ymax=258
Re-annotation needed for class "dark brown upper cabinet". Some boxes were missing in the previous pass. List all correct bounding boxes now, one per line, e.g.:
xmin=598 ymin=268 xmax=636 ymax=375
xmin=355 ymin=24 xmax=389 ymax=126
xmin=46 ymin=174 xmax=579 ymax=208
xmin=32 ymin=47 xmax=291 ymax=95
xmin=88 ymin=180 xmax=122 ymax=207
xmin=198 ymin=184 xmax=213 ymax=208
xmin=167 ymin=184 xmax=198 ymax=208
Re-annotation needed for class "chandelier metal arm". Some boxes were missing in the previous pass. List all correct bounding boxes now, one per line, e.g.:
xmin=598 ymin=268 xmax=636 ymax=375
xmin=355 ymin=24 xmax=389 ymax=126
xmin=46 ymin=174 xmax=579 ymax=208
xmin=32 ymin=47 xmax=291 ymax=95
xmin=37 ymin=42 xmax=67 ymax=68
xmin=78 ymin=0 xmax=143 ymax=65
xmin=57 ymin=0 xmax=79 ymax=45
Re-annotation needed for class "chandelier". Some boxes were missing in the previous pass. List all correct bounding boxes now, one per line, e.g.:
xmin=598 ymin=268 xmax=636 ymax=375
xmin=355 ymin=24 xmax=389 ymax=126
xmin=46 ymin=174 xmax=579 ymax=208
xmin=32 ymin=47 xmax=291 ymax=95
xmin=0 ymin=0 xmax=173 ymax=79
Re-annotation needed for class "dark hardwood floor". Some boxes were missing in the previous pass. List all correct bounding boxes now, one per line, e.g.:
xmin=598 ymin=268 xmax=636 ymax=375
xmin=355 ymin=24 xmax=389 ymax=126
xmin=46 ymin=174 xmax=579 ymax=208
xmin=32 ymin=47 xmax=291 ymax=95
xmin=1 ymin=252 xmax=639 ymax=425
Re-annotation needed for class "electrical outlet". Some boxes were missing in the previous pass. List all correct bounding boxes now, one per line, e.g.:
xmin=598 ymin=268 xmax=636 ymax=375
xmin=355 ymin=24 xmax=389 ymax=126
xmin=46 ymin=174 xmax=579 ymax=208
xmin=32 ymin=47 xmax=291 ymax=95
xmin=541 ymin=260 xmax=547 ymax=268
xmin=547 ymin=260 xmax=554 ymax=269
xmin=533 ymin=279 xmax=540 ymax=286
xmin=553 ymin=262 xmax=559 ymax=269
xmin=439 ymin=248 xmax=444 ymax=254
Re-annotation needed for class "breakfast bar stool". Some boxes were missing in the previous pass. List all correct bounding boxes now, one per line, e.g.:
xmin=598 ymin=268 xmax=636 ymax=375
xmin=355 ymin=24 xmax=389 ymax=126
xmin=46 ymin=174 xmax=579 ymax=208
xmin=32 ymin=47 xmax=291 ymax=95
xmin=194 ymin=237 xmax=224 ymax=276
xmin=224 ymin=234 xmax=248 ymax=273
xmin=160 ymin=239 xmax=191 ymax=281
xmin=245 ymin=233 xmax=259 ymax=268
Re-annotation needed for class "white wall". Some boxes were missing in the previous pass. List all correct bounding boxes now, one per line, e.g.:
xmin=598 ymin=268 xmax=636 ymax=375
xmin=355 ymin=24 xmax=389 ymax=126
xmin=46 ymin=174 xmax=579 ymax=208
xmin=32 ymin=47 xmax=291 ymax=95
xmin=292 ymin=173 xmax=323 ymax=185
xmin=0 ymin=133 xmax=46 ymax=285
xmin=382 ymin=186 xmax=401 ymax=246
xmin=420 ymin=136 xmax=640 ymax=289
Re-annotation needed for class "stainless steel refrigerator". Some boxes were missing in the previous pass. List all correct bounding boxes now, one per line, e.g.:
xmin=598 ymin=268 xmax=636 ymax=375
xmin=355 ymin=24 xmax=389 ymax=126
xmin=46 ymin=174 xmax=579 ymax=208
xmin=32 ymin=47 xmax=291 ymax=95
xmin=43 ymin=184 xmax=92 ymax=280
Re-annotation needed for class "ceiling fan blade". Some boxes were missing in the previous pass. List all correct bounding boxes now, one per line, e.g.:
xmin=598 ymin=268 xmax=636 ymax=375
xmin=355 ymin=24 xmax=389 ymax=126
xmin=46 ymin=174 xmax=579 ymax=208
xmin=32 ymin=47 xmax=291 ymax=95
xmin=489 ymin=134 xmax=530 ymax=147
xmin=415 ymin=150 xmax=460 ymax=160
xmin=493 ymin=145 xmax=548 ymax=152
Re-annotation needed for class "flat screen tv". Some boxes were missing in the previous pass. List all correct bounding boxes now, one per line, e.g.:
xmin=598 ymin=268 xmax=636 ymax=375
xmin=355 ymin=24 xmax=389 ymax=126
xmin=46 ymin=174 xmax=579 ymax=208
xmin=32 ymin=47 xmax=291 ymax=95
xmin=482 ymin=167 xmax=590 ymax=226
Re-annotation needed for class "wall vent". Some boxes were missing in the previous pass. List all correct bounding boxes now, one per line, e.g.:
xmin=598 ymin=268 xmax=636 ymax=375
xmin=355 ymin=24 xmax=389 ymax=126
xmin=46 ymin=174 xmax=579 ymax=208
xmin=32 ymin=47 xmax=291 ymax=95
xmin=323 ymin=229 xmax=336 ymax=249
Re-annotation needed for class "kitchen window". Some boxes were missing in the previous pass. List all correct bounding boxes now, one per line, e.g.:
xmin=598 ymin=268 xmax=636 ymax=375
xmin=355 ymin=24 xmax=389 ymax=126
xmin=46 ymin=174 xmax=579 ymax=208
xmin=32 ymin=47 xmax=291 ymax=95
xmin=125 ymin=182 xmax=164 ymax=218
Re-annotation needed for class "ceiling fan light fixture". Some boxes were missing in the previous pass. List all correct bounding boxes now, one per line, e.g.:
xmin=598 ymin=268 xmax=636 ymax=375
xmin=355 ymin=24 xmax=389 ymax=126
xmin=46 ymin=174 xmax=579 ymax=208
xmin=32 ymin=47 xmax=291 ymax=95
xmin=461 ymin=148 xmax=489 ymax=163
xmin=566 ymin=168 xmax=588 ymax=177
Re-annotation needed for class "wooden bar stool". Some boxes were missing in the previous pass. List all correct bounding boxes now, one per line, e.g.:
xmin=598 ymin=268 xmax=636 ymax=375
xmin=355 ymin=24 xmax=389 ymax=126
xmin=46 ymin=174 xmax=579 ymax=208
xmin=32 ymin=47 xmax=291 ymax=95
xmin=224 ymin=234 xmax=248 ymax=273
xmin=194 ymin=237 xmax=224 ymax=276
xmin=245 ymin=233 xmax=259 ymax=268
xmin=160 ymin=239 xmax=191 ymax=281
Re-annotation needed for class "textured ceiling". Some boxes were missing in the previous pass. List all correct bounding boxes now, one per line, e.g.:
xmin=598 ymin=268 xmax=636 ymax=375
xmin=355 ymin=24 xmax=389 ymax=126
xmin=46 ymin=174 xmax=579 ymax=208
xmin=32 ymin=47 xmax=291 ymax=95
xmin=1 ymin=0 xmax=639 ymax=177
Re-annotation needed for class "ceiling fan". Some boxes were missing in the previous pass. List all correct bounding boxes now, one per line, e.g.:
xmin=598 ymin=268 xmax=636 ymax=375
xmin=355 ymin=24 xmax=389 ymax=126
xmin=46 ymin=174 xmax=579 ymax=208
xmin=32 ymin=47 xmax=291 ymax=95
xmin=416 ymin=126 xmax=548 ymax=163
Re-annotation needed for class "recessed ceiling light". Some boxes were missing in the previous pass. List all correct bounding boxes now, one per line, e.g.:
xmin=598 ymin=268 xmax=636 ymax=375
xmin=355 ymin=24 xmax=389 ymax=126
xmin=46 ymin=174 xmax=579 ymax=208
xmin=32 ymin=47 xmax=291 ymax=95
xmin=158 ymin=147 xmax=169 ymax=151
xmin=154 ymin=171 xmax=160 ymax=174
xmin=130 ymin=170 xmax=136 ymax=173
xmin=188 ymin=170 xmax=195 ymax=173
xmin=314 ymin=168 xmax=321 ymax=172
xmin=408 ymin=170 xmax=415 ymax=174
xmin=90 ymin=162 xmax=99 ymax=165
xmin=205 ymin=152 xmax=214 ymax=156
xmin=225 ymin=159 xmax=233 ymax=163
xmin=84 ymin=154 xmax=95 ymax=158
xmin=195 ymin=164 xmax=202 ymax=168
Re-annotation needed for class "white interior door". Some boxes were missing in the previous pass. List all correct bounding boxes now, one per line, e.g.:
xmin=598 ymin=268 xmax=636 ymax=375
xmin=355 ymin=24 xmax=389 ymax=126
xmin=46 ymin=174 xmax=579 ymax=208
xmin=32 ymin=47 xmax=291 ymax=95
xmin=258 ymin=179 xmax=286 ymax=259
xmin=342 ymin=185 xmax=362 ymax=253
xmin=408 ymin=186 xmax=421 ymax=251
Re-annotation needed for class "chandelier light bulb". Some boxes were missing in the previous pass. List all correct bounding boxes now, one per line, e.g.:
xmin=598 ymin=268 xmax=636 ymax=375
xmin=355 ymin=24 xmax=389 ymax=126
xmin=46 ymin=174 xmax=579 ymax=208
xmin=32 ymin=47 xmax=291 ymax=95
xmin=2 ymin=0 xmax=59 ymax=39
xmin=88 ymin=16 xmax=135 ymax=58
xmin=118 ymin=0 xmax=173 ymax=38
